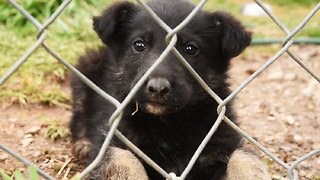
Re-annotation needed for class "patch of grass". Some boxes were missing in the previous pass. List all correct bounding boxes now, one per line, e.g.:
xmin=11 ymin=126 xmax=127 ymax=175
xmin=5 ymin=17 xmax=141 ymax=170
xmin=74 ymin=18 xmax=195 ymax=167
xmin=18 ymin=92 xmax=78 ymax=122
xmin=44 ymin=126 xmax=67 ymax=141
xmin=51 ymin=163 xmax=62 ymax=172
xmin=40 ymin=115 xmax=70 ymax=141
xmin=255 ymin=44 xmax=281 ymax=54
xmin=0 ymin=23 xmax=102 ymax=108
xmin=297 ymin=26 xmax=320 ymax=37
xmin=268 ymin=0 xmax=318 ymax=7
xmin=0 ymin=164 xmax=81 ymax=180
xmin=1 ymin=164 xmax=39 ymax=180
xmin=198 ymin=0 xmax=320 ymax=38
xmin=0 ymin=77 xmax=71 ymax=108
xmin=201 ymin=0 xmax=243 ymax=13
xmin=0 ymin=0 xmax=114 ymax=37
xmin=0 ymin=169 xmax=11 ymax=180
xmin=0 ymin=0 xmax=110 ymax=109
xmin=266 ymin=1 xmax=320 ymax=38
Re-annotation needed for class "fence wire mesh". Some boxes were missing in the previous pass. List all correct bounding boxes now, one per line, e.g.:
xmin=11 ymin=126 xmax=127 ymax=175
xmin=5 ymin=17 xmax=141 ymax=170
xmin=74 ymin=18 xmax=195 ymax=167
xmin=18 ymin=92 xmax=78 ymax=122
xmin=0 ymin=0 xmax=319 ymax=179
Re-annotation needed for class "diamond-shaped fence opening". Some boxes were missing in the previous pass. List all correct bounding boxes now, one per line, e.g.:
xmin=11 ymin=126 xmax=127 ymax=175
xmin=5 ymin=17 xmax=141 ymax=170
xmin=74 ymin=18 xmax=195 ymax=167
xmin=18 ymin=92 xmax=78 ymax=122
xmin=0 ymin=0 xmax=319 ymax=179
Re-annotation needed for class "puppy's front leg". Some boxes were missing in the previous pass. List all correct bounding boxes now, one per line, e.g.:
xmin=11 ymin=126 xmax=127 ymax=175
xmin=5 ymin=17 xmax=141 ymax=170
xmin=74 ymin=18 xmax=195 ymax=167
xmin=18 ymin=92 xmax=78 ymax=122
xmin=226 ymin=149 xmax=270 ymax=180
xmin=97 ymin=147 xmax=149 ymax=180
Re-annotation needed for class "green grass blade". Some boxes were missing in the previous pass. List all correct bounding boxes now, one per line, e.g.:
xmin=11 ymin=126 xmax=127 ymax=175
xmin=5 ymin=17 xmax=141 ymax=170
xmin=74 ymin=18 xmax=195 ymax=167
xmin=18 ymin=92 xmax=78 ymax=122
xmin=28 ymin=164 xmax=40 ymax=180
xmin=0 ymin=169 xmax=12 ymax=180
xmin=14 ymin=170 xmax=25 ymax=180
xmin=70 ymin=173 xmax=81 ymax=180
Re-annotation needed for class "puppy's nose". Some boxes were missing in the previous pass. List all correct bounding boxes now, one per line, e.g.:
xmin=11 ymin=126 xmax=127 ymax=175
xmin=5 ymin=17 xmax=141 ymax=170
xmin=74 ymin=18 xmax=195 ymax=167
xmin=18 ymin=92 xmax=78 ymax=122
xmin=147 ymin=78 xmax=170 ymax=98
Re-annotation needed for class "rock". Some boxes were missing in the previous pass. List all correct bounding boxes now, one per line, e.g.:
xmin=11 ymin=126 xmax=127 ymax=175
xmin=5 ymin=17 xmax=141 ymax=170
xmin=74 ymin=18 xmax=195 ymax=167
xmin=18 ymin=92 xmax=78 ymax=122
xmin=302 ymin=81 xmax=318 ymax=98
xmin=267 ymin=115 xmax=275 ymax=121
xmin=285 ymin=134 xmax=303 ymax=144
xmin=267 ymin=71 xmax=283 ymax=81
xmin=23 ymin=134 xmax=33 ymax=139
xmin=284 ymin=115 xmax=295 ymax=125
xmin=280 ymin=146 xmax=292 ymax=152
xmin=272 ymin=175 xmax=288 ymax=180
xmin=0 ymin=153 xmax=9 ymax=161
xmin=32 ymin=151 xmax=42 ymax=158
xmin=21 ymin=138 xmax=33 ymax=147
xmin=26 ymin=127 xmax=41 ymax=135
xmin=284 ymin=73 xmax=296 ymax=81
xmin=8 ymin=118 xmax=17 ymax=123
xmin=293 ymin=134 xmax=303 ymax=145
xmin=298 ymin=48 xmax=318 ymax=60
xmin=17 ymin=130 xmax=24 ymax=138
xmin=301 ymin=87 xmax=313 ymax=98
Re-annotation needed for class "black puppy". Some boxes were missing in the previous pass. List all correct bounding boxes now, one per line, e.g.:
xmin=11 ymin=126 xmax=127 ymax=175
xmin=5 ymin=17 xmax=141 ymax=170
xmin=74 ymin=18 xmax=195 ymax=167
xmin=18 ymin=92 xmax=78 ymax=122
xmin=70 ymin=0 xmax=269 ymax=179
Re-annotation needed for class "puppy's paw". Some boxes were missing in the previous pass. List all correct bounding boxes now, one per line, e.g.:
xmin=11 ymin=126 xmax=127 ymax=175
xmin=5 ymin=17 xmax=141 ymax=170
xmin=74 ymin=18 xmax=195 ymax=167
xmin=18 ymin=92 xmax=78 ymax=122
xmin=226 ymin=149 xmax=270 ymax=180
xmin=101 ymin=147 xmax=148 ymax=180
xmin=72 ymin=138 xmax=92 ymax=160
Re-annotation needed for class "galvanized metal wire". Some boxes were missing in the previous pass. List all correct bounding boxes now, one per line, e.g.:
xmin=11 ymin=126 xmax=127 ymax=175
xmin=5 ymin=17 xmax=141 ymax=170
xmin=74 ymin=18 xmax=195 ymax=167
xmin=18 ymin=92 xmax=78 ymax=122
xmin=0 ymin=0 xmax=319 ymax=179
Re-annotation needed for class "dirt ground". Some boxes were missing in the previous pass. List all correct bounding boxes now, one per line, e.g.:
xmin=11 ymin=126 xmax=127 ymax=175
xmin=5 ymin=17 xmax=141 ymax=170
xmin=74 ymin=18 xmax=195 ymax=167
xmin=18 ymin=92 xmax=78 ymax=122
xmin=0 ymin=44 xmax=319 ymax=179
xmin=230 ymin=45 xmax=320 ymax=180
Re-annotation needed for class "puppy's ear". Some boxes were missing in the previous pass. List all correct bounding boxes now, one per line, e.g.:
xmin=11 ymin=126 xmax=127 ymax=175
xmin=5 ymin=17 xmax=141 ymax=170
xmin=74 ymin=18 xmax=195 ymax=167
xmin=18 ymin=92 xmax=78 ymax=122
xmin=211 ymin=11 xmax=252 ymax=58
xmin=93 ymin=2 xmax=137 ymax=45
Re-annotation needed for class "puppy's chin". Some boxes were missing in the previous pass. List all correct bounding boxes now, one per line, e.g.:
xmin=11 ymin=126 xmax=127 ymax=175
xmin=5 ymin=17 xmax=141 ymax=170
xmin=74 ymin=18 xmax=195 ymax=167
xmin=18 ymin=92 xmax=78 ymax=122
xmin=145 ymin=103 xmax=167 ymax=115
xmin=136 ymin=102 xmax=179 ymax=116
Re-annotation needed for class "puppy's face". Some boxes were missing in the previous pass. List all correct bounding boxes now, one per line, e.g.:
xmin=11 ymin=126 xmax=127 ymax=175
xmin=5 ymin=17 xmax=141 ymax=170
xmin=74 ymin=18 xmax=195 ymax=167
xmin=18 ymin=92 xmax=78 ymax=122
xmin=93 ymin=0 xmax=251 ymax=115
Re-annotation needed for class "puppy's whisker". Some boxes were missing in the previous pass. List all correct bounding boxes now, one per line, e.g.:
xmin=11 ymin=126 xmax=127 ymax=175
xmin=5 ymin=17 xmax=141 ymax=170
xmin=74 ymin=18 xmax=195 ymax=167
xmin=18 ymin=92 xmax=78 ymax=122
xmin=131 ymin=102 xmax=139 ymax=116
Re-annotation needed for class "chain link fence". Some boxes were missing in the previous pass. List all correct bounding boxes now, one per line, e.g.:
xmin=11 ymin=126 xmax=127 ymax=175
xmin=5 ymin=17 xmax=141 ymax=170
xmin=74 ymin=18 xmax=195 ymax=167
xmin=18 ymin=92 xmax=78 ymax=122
xmin=0 ymin=0 xmax=320 ymax=179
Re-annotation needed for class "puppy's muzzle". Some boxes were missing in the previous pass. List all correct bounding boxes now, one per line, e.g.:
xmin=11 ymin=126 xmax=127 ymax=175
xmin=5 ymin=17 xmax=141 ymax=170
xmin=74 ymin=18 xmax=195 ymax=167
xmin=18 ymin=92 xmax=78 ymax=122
xmin=147 ymin=78 xmax=171 ymax=100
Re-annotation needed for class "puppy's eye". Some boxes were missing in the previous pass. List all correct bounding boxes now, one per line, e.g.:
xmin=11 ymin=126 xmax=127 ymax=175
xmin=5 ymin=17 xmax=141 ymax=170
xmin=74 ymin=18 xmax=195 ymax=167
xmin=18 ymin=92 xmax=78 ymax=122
xmin=133 ymin=40 xmax=146 ymax=52
xmin=185 ymin=44 xmax=199 ymax=55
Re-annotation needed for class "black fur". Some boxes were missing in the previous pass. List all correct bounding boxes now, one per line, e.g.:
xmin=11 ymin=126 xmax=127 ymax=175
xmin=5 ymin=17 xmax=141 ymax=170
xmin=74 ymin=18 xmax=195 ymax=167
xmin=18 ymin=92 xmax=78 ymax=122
xmin=70 ymin=0 xmax=251 ymax=179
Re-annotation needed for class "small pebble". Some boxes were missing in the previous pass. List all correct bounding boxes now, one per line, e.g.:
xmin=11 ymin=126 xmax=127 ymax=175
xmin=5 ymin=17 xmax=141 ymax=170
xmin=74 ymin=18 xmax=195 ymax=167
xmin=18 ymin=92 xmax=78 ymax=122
xmin=284 ymin=116 xmax=295 ymax=125
xmin=267 ymin=71 xmax=283 ymax=80
xmin=26 ymin=127 xmax=41 ymax=135
xmin=21 ymin=138 xmax=33 ymax=147
xmin=0 ymin=153 xmax=9 ymax=161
